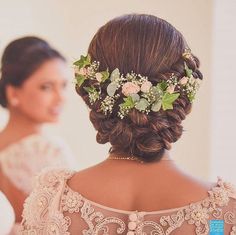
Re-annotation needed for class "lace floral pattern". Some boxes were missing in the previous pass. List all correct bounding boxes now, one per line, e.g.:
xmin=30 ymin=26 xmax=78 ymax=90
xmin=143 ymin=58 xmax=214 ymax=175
xmin=231 ymin=226 xmax=236 ymax=235
xmin=21 ymin=169 xmax=236 ymax=234
xmin=62 ymin=189 xmax=83 ymax=213
xmin=0 ymin=134 xmax=77 ymax=194
xmin=185 ymin=203 xmax=209 ymax=234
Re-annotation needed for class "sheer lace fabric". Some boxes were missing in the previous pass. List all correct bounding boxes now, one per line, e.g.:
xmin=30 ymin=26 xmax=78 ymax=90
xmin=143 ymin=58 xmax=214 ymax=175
xmin=0 ymin=134 xmax=77 ymax=194
xmin=21 ymin=169 xmax=236 ymax=234
xmin=0 ymin=134 xmax=77 ymax=234
xmin=0 ymin=191 xmax=15 ymax=234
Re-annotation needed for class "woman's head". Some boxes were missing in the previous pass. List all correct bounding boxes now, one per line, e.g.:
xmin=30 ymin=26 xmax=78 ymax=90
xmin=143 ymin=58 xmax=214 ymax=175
xmin=76 ymin=14 xmax=203 ymax=162
xmin=0 ymin=36 xmax=68 ymax=123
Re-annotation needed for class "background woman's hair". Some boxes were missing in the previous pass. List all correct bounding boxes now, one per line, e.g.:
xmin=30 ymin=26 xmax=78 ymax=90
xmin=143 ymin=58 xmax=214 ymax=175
xmin=0 ymin=36 xmax=65 ymax=108
xmin=76 ymin=14 xmax=203 ymax=162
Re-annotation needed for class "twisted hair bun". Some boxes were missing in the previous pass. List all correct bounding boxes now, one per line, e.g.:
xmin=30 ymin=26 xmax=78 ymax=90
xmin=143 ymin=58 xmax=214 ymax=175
xmin=76 ymin=14 xmax=203 ymax=162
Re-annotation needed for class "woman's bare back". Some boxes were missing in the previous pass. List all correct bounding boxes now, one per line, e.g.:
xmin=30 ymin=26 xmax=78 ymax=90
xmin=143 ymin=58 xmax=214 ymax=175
xmin=67 ymin=159 xmax=212 ymax=212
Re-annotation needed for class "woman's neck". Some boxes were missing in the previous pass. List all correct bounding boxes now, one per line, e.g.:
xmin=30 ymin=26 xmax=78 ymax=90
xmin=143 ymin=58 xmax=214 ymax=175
xmin=1 ymin=111 xmax=42 ymax=140
xmin=107 ymin=150 xmax=173 ymax=163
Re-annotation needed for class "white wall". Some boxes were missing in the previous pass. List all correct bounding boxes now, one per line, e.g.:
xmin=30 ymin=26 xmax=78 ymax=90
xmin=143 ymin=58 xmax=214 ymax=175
xmin=0 ymin=0 xmax=213 ymax=179
xmin=210 ymin=0 xmax=236 ymax=184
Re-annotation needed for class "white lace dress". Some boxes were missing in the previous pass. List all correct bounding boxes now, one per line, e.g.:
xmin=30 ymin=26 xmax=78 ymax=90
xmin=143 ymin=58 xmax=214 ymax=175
xmin=0 ymin=191 xmax=15 ymax=235
xmin=0 ymin=134 xmax=78 ymax=234
xmin=21 ymin=168 xmax=236 ymax=235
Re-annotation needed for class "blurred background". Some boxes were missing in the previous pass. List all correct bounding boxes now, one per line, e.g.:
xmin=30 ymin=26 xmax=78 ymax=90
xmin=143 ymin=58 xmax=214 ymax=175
xmin=0 ymin=0 xmax=235 ymax=183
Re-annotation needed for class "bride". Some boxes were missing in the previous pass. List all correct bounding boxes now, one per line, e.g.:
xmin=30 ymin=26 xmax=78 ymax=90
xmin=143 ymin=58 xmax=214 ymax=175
xmin=21 ymin=14 xmax=236 ymax=234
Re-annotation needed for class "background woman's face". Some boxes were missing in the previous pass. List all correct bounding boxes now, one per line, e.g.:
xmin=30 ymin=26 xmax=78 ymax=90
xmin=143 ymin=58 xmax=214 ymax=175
xmin=12 ymin=58 xmax=69 ymax=123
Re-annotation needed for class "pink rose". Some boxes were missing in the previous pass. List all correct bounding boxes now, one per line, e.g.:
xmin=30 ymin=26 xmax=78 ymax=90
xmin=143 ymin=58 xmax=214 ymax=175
xmin=141 ymin=81 xmax=152 ymax=93
xmin=166 ymin=84 xmax=176 ymax=94
xmin=95 ymin=73 xmax=103 ymax=82
xmin=122 ymin=82 xmax=140 ymax=96
xmin=179 ymin=77 xmax=188 ymax=85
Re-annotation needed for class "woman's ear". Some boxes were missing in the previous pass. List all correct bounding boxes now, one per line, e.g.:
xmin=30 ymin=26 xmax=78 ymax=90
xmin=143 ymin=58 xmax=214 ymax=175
xmin=5 ymin=85 xmax=20 ymax=107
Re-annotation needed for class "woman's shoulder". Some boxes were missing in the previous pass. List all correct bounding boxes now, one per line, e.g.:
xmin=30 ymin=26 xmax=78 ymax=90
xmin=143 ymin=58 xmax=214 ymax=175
xmin=0 ymin=131 xmax=77 ymax=194
xmin=21 ymin=168 xmax=75 ymax=231
xmin=35 ymin=167 xmax=76 ymax=188
xmin=22 ymin=169 xmax=236 ymax=234
xmin=22 ymin=168 xmax=76 ymax=210
xmin=207 ymin=177 xmax=236 ymax=210
xmin=183 ymin=178 xmax=236 ymax=234
xmin=0 ymin=133 xmax=65 ymax=156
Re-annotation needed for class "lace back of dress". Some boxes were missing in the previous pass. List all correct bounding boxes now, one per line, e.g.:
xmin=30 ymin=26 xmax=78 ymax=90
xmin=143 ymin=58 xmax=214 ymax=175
xmin=21 ymin=169 xmax=236 ymax=235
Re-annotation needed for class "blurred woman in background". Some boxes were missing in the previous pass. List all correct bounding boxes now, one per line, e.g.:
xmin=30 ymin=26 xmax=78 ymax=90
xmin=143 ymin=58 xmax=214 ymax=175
xmin=0 ymin=36 xmax=77 ymax=233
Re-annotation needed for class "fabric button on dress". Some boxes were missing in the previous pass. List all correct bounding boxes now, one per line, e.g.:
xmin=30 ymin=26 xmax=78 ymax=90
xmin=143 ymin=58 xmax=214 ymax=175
xmin=129 ymin=213 xmax=138 ymax=221
xmin=128 ymin=221 xmax=137 ymax=230
xmin=127 ymin=231 xmax=135 ymax=235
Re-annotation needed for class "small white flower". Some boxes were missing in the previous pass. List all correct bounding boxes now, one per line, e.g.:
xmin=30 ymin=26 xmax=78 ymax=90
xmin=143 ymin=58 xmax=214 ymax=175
xmin=95 ymin=73 xmax=103 ymax=82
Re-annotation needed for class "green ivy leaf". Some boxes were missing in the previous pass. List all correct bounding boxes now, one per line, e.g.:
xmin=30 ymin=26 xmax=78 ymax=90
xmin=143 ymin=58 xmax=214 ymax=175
xmin=162 ymin=92 xmax=180 ymax=110
xmin=107 ymin=82 xmax=118 ymax=97
xmin=101 ymin=70 xmax=110 ymax=82
xmin=121 ymin=96 xmax=135 ymax=108
xmin=73 ymin=54 xmax=91 ymax=69
xmin=151 ymin=99 xmax=162 ymax=112
xmin=184 ymin=62 xmax=193 ymax=78
xmin=157 ymin=81 xmax=168 ymax=92
xmin=84 ymin=86 xmax=95 ymax=93
xmin=110 ymin=68 xmax=120 ymax=82
xmin=75 ymin=74 xmax=86 ymax=87
xmin=135 ymin=98 xmax=149 ymax=111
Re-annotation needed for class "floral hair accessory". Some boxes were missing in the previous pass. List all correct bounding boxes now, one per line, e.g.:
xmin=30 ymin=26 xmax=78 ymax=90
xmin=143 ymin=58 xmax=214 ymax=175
xmin=74 ymin=53 xmax=201 ymax=119
xmin=182 ymin=48 xmax=194 ymax=60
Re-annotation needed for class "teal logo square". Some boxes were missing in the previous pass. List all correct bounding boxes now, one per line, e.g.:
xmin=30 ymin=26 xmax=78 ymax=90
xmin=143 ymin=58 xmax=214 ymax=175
xmin=209 ymin=220 xmax=224 ymax=235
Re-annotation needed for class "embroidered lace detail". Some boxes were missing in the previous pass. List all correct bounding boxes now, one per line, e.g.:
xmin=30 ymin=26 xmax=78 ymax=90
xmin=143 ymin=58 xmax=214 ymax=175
xmin=184 ymin=203 xmax=209 ymax=234
xmin=70 ymin=198 xmax=126 ymax=234
xmin=231 ymin=226 xmax=236 ymax=235
xmin=21 ymin=169 xmax=74 ymax=229
xmin=136 ymin=221 xmax=165 ymax=235
xmin=159 ymin=210 xmax=185 ymax=234
xmin=21 ymin=169 xmax=236 ymax=234
xmin=0 ymin=134 xmax=77 ymax=194
xmin=224 ymin=211 xmax=236 ymax=224
xmin=62 ymin=188 xmax=83 ymax=213
xmin=45 ymin=212 xmax=71 ymax=235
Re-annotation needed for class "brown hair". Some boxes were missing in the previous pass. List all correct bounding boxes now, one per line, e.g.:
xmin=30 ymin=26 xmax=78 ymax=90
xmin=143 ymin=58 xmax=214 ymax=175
xmin=76 ymin=14 xmax=203 ymax=162
xmin=0 ymin=36 xmax=65 ymax=108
